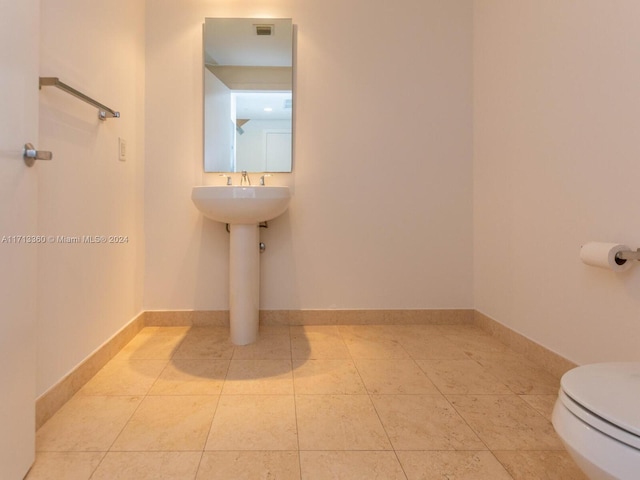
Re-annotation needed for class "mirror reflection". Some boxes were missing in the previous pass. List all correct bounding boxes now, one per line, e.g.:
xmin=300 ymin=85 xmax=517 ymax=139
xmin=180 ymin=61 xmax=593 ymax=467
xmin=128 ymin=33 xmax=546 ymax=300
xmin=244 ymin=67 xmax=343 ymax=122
xmin=203 ymin=18 xmax=293 ymax=173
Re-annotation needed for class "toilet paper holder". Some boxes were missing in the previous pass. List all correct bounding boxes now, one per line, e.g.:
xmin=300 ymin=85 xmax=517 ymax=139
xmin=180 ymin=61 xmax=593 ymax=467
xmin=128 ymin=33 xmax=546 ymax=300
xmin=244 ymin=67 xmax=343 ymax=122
xmin=580 ymin=242 xmax=638 ymax=272
xmin=615 ymin=248 xmax=640 ymax=264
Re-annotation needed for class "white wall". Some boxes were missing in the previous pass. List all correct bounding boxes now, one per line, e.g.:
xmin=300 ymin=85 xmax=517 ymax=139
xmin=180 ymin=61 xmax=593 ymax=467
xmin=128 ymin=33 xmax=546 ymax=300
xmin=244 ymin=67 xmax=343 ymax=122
xmin=144 ymin=0 xmax=473 ymax=311
xmin=473 ymin=0 xmax=640 ymax=364
xmin=37 ymin=0 xmax=146 ymax=396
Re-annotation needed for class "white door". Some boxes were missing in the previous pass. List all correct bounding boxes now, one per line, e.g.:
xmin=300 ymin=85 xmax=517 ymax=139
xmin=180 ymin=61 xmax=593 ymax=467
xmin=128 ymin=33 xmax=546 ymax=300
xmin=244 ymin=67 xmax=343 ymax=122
xmin=265 ymin=131 xmax=292 ymax=172
xmin=0 ymin=0 xmax=39 ymax=478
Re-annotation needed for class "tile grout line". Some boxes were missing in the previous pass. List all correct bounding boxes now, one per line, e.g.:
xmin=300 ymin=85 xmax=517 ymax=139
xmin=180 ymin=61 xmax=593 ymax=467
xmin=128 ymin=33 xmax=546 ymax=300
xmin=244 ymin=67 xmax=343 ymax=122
xmin=85 ymin=451 xmax=109 ymax=480
xmin=408 ymin=331 xmax=517 ymax=479
xmin=87 ymin=326 xmax=175 ymax=478
xmin=338 ymin=324 xmax=410 ymax=478
xmin=288 ymin=326 xmax=305 ymax=479
xmin=110 ymin=327 xmax=227 ymax=479
xmin=193 ymin=332 xmax=234 ymax=479
xmin=90 ymin=359 xmax=155 ymax=476
xmin=421 ymin=354 xmax=494 ymax=454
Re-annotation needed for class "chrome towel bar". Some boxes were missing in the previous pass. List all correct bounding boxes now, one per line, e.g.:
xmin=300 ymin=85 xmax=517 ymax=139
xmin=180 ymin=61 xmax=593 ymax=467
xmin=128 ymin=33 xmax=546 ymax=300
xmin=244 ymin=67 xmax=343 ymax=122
xmin=39 ymin=77 xmax=120 ymax=121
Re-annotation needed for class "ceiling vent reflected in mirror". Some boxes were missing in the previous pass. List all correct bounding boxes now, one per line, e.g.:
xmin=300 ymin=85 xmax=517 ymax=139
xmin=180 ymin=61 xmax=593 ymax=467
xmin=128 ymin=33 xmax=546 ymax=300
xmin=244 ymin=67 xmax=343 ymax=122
xmin=255 ymin=24 xmax=274 ymax=36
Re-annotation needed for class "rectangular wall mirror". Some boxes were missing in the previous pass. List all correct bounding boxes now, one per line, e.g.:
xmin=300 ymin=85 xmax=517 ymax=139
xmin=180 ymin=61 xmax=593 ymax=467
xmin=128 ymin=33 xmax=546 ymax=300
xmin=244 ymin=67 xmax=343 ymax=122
xmin=203 ymin=18 xmax=293 ymax=173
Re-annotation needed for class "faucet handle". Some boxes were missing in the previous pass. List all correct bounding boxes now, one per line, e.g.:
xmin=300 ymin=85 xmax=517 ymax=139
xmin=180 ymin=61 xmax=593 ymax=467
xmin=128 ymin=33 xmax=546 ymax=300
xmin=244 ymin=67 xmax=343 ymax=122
xmin=259 ymin=174 xmax=272 ymax=186
xmin=219 ymin=174 xmax=232 ymax=185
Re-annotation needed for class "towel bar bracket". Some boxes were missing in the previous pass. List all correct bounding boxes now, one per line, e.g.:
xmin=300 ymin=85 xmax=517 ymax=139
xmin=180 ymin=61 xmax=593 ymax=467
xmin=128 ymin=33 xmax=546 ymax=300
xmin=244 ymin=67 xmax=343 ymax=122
xmin=39 ymin=77 xmax=120 ymax=121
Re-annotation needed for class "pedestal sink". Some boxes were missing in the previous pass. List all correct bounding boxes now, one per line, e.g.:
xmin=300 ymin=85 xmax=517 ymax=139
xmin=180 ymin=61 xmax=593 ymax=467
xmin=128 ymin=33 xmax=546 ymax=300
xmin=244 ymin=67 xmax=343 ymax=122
xmin=192 ymin=185 xmax=290 ymax=345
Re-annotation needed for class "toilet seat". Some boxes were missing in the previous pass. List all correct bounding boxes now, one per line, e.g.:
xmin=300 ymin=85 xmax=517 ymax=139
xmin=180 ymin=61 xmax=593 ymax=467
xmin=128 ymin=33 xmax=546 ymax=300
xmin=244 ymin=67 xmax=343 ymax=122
xmin=560 ymin=362 xmax=640 ymax=450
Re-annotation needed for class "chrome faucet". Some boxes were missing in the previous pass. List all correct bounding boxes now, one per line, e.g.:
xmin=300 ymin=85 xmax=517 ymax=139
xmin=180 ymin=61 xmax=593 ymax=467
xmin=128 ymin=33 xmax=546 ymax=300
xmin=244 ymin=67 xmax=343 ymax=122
xmin=240 ymin=170 xmax=251 ymax=186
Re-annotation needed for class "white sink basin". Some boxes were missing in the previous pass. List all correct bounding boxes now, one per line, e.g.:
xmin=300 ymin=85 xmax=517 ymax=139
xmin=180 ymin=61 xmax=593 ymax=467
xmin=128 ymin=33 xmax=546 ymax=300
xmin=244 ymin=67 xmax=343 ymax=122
xmin=192 ymin=185 xmax=290 ymax=224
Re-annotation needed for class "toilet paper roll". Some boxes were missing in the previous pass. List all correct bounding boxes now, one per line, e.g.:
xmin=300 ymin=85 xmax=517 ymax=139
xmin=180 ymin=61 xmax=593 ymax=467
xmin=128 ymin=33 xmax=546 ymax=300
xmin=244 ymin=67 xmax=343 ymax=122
xmin=580 ymin=242 xmax=633 ymax=272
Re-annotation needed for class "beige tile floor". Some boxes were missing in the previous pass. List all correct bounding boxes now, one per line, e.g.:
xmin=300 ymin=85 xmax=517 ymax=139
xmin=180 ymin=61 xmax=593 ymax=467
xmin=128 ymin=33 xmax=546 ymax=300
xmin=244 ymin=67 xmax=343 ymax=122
xmin=27 ymin=324 xmax=587 ymax=479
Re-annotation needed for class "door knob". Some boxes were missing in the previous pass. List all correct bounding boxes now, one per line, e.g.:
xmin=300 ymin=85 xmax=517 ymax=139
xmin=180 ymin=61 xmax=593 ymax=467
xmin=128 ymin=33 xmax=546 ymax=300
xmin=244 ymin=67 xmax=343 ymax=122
xmin=23 ymin=143 xmax=53 ymax=167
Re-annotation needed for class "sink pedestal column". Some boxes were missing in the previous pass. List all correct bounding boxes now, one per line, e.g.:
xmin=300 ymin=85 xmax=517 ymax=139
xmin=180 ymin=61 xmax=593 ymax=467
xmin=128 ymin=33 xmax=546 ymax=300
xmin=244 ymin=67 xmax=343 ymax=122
xmin=229 ymin=224 xmax=260 ymax=345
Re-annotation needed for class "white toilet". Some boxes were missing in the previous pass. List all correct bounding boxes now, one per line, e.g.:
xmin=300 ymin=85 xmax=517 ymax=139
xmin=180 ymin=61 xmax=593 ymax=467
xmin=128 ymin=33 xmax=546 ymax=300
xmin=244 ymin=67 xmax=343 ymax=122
xmin=552 ymin=362 xmax=640 ymax=480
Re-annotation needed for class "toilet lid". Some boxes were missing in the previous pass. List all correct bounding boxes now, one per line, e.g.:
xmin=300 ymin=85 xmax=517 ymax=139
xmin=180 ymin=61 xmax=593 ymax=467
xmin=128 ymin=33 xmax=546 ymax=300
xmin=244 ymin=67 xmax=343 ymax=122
xmin=561 ymin=362 xmax=640 ymax=438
